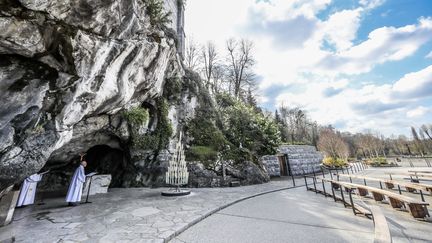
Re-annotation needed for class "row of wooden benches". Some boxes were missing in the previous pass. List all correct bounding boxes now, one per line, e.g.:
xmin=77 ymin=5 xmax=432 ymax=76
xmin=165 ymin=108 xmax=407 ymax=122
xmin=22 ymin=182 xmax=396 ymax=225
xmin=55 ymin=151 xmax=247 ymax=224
xmin=305 ymin=174 xmax=393 ymax=243
xmin=305 ymin=175 xmax=430 ymax=219
xmin=388 ymin=171 xmax=432 ymax=183
xmin=337 ymin=174 xmax=432 ymax=202
xmin=305 ymin=170 xmax=432 ymax=242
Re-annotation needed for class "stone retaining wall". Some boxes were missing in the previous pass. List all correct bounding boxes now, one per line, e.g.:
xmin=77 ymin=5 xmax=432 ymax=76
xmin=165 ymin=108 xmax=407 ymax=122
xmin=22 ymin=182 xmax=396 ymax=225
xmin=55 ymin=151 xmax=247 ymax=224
xmin=279 ymin=145 xmax=323 ymax=175
xmin=261 ymin=156 xmax=281 ymax=177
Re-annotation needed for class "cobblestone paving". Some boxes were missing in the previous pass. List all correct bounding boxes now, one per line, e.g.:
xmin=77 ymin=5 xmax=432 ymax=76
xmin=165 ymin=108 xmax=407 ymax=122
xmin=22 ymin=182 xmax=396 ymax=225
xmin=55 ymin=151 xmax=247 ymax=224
xmin=0 ymin=179 xmax=300 ymax=243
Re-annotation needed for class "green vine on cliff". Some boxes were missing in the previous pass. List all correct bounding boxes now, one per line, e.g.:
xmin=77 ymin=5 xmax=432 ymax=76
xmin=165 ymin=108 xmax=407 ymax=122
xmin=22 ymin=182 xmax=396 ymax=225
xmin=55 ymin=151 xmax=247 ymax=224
xmin=144 ymin=0 xmax=172 ymax=28
xmin=123 ymin=107 xmax=149 ymax=126
xmin=133 ymin=98 xmax=173 ymax=151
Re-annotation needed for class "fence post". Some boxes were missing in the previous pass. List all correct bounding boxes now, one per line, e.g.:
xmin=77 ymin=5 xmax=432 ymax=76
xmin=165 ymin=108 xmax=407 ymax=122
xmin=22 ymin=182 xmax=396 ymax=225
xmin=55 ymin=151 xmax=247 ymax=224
xmin=348 ymin=189 xmax=356 ymax=215
xmin=420 ymin=190 xmax=425 ymax=202
xmin=292 ymin=173 xmax=296 ymax=187
xmin=340 ymin=187 xmax=346 ymax=208
xmin=322 ymin=180 xmax=327 ymax=196
xmin=313 ymin=175 xmax=317 ymax=193
xmin=304 ymin=174 xmax=308 ymax=190
xmin=331 ymin=182 xmax=337 ymax=202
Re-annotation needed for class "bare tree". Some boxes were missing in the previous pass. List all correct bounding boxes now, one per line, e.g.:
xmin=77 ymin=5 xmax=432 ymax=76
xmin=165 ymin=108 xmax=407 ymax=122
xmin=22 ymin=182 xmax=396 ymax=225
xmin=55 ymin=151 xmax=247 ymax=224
xmin=276 ymin=106 xmax=318 ymax=144
xmin=411 ymin=126 xmax=426 ymax=156
xmin=210 ymin=64 xmax=226 ymax=94
xmin=226 ymin=38 xmax=255 ymax=98
xmin=201 ymin=41 xmax=218 ymax=90
xmin=421 ymin=124 xmax=432 ymax=140
xmin=354 ymin=133 xmax=381 ymax=158
xmin=185 ymin=38 xmax=200 ymax=71
xmin=317 ymin=128 xmax=349 ymax=159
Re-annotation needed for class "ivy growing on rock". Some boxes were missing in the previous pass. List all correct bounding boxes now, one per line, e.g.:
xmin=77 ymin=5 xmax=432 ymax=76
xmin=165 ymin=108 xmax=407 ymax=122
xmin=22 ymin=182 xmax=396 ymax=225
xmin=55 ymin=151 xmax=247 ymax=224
xmin=144 ymin=0 xmax=172 ymax=28
xmin=123 ymin=107 xmax=149 ymax=126
xmin=185 ymin=87 xmax=281 ymax=167
xmin=133 ymin=98 xmax=173 ymax=151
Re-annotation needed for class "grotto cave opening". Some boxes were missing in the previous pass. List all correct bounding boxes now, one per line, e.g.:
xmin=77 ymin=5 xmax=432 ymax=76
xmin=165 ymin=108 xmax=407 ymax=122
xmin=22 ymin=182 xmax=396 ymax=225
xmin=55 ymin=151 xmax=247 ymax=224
xmin=83 ymin=144 xmax=128 ymax=188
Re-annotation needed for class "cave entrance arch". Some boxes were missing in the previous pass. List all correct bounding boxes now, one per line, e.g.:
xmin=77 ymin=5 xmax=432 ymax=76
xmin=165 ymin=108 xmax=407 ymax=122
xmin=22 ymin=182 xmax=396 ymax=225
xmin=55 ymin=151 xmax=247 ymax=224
xmin=84 ymin=145 xmax=128 ymax=188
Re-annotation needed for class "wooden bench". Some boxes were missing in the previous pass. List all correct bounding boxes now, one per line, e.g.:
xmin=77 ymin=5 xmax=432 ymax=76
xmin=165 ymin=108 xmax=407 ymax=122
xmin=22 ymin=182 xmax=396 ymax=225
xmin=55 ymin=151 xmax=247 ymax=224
xmin=387 ymin=172 xmax=432 ymax=179
xmin=409 ymin=170 xmax=432 ymax=174
xmin=321 ymin=178 xmax=372 ymax=217
xmin=334 ymin=181 xmax=430 ymax=219
xmin=338 ymin=174 xmax=432 ymax=198
xmin=370 ymin=205 xmax=392 ymax=243
xmin=408 ymin=172 xmax=432 ymax=178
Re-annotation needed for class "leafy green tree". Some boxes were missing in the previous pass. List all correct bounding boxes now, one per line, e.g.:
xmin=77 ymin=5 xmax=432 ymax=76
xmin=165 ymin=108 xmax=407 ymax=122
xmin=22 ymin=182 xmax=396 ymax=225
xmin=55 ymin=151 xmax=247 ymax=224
xmin=221 ymin=101 xmax=281 ymax=160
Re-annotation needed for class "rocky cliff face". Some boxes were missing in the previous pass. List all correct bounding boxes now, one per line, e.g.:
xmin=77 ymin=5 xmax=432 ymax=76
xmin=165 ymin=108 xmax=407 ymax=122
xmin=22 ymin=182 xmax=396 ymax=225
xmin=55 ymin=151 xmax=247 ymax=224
xmin=0 ymin=0 xmax=186 ymax=190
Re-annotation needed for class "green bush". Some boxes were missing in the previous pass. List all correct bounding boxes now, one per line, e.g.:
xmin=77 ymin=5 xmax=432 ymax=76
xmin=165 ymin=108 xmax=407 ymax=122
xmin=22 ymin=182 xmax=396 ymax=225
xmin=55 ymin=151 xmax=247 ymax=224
xmin=221 ymin=101 xmax=281 ymax=159
xmin=368 ymin=157 xmax=388 ymax=166
xmin=123 ymin=107 xmax=149 ymax=126
xmin=186 ymin=146 xmax=219 ymax=168
xmin=186 ymin=92 xmax=281 ymax=165
xmin=323 ymin=157 xmax=347 ymax=168
xmin=216 ymin=93 xmax=236 ymax=108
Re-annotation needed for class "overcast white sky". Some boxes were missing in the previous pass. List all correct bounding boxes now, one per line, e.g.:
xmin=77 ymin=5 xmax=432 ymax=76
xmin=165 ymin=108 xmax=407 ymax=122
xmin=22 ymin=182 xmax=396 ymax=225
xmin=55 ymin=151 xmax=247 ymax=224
xmin=184 ymin=0 xmax=432 ymax=137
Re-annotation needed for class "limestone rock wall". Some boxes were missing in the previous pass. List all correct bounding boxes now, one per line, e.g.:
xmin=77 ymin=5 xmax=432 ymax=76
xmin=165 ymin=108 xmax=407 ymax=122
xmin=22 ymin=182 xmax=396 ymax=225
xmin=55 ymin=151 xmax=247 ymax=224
xmin=0 ymin=0 xmax=185 ymax=190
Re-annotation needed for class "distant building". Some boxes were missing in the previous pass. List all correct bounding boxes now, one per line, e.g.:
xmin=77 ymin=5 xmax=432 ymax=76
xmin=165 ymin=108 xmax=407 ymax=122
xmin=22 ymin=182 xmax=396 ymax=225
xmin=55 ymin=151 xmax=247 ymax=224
xmin=164 ymin=0 xmax=185 ymax=59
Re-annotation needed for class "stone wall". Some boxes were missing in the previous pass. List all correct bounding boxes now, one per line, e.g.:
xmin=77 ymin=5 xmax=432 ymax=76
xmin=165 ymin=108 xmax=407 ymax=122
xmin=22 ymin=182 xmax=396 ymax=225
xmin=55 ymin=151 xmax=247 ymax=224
xmin=279 ymin=145 xmax=323 ymax=176
xmin=261 ymin=155 xmax=280 ymax=177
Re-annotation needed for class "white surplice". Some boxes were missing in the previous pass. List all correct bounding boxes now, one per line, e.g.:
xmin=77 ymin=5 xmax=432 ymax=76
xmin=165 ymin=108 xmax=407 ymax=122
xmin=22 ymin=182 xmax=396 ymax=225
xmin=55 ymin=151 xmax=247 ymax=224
xmin=17 ymin=174 xmax=43 ymax=207
xmin=65 ymin=165 xmax=86 ymax=203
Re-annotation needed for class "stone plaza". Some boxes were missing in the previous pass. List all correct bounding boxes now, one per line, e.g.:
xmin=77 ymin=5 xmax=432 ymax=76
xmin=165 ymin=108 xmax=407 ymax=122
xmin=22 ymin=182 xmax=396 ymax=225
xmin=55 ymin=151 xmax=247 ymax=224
xmin=1 ymin=166 xmax=431 ymax=242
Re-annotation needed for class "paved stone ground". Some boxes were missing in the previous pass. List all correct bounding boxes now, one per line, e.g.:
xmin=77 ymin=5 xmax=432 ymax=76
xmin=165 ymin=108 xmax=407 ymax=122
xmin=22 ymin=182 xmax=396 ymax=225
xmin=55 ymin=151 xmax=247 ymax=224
xmin=172 ymin=166 xmax=432 ymax=243
xmin=2 ymin=166 xmax=431 ymax=243
xmin=171 ymin=187 xmax=375 ymax=243
xmin=0 ymin=179 xmax=299 ymax=243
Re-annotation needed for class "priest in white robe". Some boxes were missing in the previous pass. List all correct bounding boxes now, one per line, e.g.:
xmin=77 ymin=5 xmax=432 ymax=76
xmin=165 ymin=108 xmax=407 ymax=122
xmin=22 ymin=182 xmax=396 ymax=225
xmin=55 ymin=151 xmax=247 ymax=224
xmin=16 ymin=173 xmax=43 ymax=207
xmin=66 ymin=161 xmax=87 ymax=206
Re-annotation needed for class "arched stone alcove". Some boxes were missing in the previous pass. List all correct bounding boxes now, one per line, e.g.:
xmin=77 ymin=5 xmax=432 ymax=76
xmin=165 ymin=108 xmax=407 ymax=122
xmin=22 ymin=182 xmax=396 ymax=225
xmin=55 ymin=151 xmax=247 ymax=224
xmin=83 ymin=144 xmax=127 ymax=187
